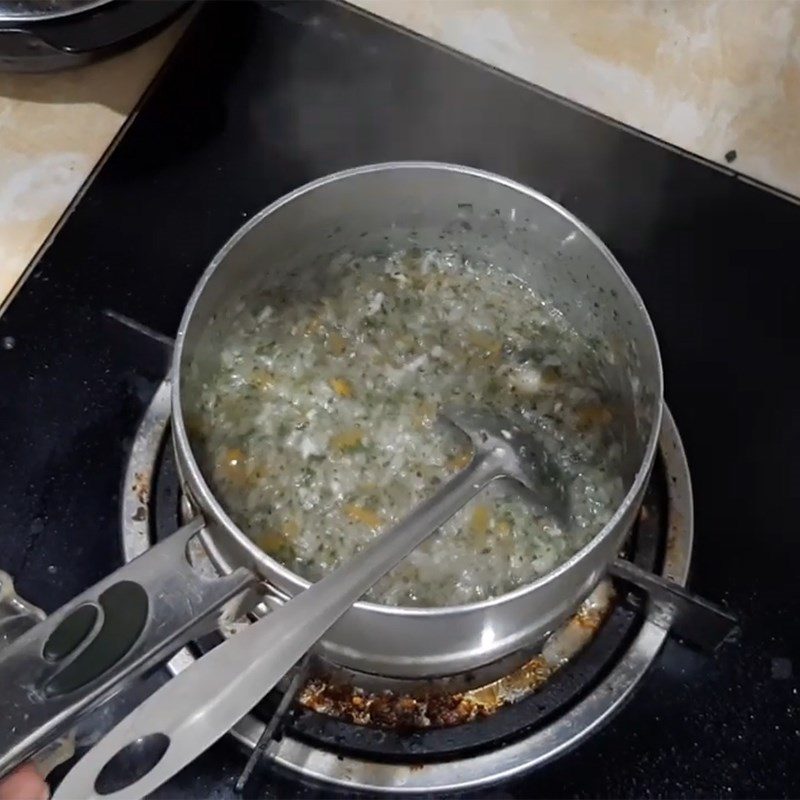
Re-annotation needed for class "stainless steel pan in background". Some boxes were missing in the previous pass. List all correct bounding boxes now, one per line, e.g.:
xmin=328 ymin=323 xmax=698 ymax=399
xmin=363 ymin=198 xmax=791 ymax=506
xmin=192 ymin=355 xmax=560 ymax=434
xmin=0 ymin=163 xmax=724 ymax=782
xmin=0 ymin=0 xmax=190 ymax=72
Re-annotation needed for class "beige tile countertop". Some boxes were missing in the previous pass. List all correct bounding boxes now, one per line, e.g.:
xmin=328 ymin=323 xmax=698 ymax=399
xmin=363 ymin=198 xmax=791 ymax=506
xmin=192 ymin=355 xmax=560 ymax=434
xmin=357 ymin=0 xmax=800 ymax=190
xmin=1 ymin=1 xmax=799 ymax=307
xmin=0 ymin=20 xmax=184 ymax=306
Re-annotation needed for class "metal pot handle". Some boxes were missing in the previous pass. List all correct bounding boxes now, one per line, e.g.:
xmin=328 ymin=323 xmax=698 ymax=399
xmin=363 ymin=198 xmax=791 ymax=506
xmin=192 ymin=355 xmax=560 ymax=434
xmin=0 ymin=517 xmax=255 ymax=778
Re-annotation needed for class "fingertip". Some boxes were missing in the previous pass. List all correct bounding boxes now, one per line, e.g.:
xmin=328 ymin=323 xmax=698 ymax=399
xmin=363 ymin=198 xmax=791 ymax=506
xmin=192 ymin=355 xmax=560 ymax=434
xmin=0 ymin=765 xmax=50 ymax=800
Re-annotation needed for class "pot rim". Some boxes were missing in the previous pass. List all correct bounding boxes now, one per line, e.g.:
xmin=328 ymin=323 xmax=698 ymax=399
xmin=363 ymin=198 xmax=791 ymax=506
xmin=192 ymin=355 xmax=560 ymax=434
xmin=171 ymin=161 xmax=664 ymax=619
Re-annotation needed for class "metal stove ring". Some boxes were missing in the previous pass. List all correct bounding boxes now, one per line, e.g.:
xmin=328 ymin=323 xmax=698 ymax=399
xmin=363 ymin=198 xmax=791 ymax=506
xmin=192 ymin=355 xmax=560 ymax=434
xmin=121 ymin=384 xmax=692 ymax=793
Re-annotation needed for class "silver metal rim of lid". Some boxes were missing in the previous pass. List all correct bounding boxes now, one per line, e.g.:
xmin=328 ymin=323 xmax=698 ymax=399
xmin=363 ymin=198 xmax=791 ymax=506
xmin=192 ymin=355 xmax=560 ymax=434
xmin=0 ymin=0 xmax=112 ymax=23
xmin=121 ymin=381 xmax=693 ymax=794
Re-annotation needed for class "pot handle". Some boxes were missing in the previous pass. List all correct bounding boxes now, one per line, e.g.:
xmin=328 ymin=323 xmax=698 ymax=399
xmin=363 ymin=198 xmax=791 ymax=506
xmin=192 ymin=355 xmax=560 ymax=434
xmin=52 ymin=448 xmax=506 ymax=800
xmin=0 ymin=517 xmax=255 ymax=778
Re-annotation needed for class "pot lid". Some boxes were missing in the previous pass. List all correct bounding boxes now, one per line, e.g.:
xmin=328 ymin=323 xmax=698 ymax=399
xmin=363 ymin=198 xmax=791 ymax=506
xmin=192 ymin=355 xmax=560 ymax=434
xmin=0 ymin=0 xmax=113 ymax=23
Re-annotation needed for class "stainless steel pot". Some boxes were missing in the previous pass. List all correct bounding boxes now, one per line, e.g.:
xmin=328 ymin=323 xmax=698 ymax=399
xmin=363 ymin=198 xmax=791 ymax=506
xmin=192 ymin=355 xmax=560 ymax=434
xmin=173 ymin=162 xmax=663 ymax=675
xmin=0 ymin=162 xmax=662 ymax=775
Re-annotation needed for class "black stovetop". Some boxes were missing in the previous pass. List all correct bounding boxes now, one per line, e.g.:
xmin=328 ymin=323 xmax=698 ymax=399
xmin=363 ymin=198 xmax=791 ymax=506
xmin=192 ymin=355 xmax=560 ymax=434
xmin=1 ymin=1 xmax=798 ymax=797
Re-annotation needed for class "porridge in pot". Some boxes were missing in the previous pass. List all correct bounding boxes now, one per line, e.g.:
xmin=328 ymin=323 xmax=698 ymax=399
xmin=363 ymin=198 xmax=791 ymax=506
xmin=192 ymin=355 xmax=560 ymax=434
xmin=187 ymin=249 xmax=624 ymax=607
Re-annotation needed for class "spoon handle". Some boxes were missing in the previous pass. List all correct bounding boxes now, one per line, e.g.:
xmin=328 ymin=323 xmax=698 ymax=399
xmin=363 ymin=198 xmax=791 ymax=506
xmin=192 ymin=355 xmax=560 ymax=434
xmin=54 ymin=450 xmax=503 ymax=800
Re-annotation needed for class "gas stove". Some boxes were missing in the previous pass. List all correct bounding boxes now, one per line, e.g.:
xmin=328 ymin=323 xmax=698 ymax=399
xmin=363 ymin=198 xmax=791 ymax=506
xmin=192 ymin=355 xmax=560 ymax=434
xmin=1 ymin=1 xmax=798 ymax=797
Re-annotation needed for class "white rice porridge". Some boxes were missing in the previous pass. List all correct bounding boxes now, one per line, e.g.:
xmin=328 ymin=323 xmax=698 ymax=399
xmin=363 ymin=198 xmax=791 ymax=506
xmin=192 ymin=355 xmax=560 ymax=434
xmin=187 ymin=248 xmax=624 ymax=607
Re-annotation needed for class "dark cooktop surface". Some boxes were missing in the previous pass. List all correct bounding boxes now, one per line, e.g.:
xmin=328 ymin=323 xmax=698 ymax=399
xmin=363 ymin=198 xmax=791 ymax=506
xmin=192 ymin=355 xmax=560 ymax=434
xmin=1 ymin=1 xmax=798 ymax=797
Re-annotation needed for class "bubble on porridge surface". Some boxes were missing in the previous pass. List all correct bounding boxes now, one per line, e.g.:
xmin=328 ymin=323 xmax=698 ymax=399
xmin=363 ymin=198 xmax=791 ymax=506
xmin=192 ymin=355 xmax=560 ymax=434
xmin=188 ymin=248 xmax=624 ymax=607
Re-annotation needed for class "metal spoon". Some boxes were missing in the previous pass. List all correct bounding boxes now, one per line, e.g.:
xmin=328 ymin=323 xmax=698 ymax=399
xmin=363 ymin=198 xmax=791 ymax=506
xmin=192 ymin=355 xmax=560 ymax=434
xmin=53 ymin=409 xmax=560 ymax=800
